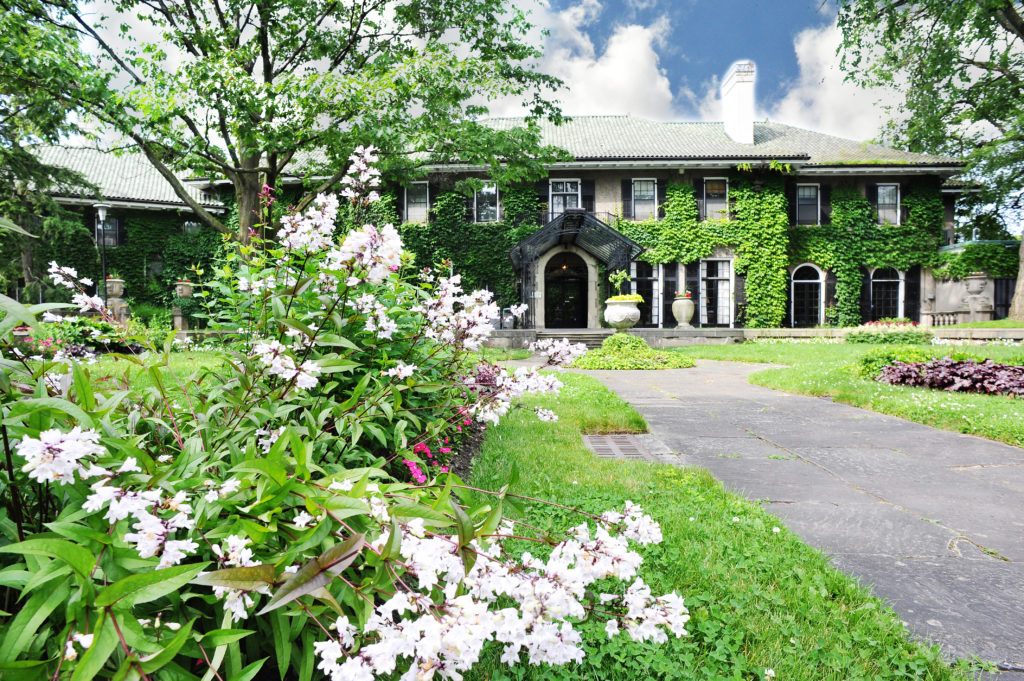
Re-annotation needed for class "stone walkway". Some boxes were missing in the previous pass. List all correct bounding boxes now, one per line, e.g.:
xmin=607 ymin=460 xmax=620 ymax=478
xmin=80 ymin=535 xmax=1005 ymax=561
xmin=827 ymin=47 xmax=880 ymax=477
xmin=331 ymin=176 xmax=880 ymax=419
xmin=583 ymin=360 xmax=1024 ymax=676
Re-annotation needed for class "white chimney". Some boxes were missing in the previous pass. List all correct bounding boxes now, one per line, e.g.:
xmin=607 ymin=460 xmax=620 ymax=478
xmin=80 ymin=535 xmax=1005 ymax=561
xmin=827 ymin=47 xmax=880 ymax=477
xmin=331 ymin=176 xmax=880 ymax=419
xmin=721 ymin=61 xmax=756 ymax=144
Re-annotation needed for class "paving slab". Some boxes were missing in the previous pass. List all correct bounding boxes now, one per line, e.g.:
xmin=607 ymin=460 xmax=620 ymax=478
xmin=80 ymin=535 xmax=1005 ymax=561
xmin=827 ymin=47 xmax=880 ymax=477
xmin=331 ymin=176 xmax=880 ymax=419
xmin=585 ymin=360 xmax=1024 ymax=675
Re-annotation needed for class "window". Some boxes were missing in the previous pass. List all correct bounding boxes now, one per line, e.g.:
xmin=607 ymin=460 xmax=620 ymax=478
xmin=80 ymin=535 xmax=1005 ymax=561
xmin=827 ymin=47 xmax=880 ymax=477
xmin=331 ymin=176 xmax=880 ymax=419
xmin=183 ymin=220 xmax=203 ymax=234
xmin=474 ymin=184 xmax=499 ymax=223
xmin=632 ymin=179 xmax=657 ymax=221
xmin=796 ymin=184 xmax=819 ymax=225
xmin=405 ymin=182 xmax=429 ymax=223
xmin=870 ymin=267 xmax=903 ymax=320
xmin=877 ymin=184 xmax=899 ymax=225
xmin=791 ymin=264 xmax=824 ymax=327
xmin=95 ymin=216 xmax=125 ymax=247
xmin=549 ymin=179 xmax=580 ymax=217
xmin=704 ymin=179 xmax=728 ymax=220
xmin=700 ymin=259 xmax=732 ymax=327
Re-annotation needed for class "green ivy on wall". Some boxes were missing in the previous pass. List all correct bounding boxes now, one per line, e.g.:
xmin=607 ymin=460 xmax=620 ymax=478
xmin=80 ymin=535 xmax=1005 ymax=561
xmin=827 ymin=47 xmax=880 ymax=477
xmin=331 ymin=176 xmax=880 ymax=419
xmin=614 ymin=179 xmax=790 ymax=328
xmin=399 ymin=186 xmax=541 ymax=307
xmin=791 ymin=180 xmax=946 ymax=326
xmin=933 ymin=243 xmax=1020 ymax=280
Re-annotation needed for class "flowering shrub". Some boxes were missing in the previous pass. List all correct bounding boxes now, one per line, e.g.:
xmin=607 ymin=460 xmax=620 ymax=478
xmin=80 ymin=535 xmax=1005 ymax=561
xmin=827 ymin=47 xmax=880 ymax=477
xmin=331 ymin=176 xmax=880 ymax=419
xmin=0 ymin=148 xmax=690 ymax=681
xmin=878 ymin=357 xmax=1024 ymax=396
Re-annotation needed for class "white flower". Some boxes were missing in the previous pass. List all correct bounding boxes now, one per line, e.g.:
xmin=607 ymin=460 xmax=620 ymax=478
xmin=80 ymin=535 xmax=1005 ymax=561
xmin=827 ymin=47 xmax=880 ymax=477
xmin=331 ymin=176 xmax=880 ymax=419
xmin=385 ymin=362 xmax=417 ymax=379
xmin=159 ymin=539 xmax=199 ymax=568
xmin=765 ymin=670 xmax=776 ymax=680
xmin=732 ymin=516 xmax=740 ymax=522
xmin=293 ymin=511 xmax=314 ymax=528
xmin=17 ymin=427 xmax=105 ymax=485
xmin=72 ymin=293 xmax=105 ymax=313
xmin=605 ymin=619 xmax=620 ymax=639
xmin=772 ymin=526 xmax=780 ymax=534
xmin=535 ymin=407 xmax=558 ymax=422
xmin=117 ymin=457 xmax=141 ymax=474
xmin=48 ymin=261 xmax=78 ymax=289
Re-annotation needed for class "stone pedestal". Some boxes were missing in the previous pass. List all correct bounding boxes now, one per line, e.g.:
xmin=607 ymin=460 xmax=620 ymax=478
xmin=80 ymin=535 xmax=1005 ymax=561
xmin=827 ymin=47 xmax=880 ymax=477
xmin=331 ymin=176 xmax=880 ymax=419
xmin=104 ymin=279 xmax=129 ymax=323
xmin=173 ymin=281 xmax=193 ymax=336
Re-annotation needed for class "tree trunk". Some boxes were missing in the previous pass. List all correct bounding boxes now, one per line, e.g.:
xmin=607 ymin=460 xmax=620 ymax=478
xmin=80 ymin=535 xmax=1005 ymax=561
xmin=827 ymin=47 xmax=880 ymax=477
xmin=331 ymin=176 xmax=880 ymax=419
xmin=1008 ymin=238 xmax=1024 ymax=320
xmin=235 ymin=156 xmax=262 ymax=244
xmin=18 ymin=217 xmax=36 ymax=303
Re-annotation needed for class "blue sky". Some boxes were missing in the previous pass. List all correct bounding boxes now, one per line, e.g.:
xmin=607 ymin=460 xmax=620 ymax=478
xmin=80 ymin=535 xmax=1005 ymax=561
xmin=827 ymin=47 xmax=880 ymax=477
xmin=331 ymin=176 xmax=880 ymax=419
xmin=497 ymin=0 xmax=898 ymax=142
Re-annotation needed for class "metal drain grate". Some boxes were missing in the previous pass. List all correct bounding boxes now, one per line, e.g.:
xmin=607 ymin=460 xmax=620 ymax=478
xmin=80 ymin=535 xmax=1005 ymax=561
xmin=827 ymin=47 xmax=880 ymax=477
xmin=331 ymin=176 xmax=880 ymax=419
xmin=583 ymin=434 xmax=648 ymax=459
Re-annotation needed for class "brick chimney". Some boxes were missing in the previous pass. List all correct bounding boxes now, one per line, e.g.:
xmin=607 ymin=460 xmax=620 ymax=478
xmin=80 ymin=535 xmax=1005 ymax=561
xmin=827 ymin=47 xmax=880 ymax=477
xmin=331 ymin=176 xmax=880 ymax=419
xmin=721 ymin=61 xmax=756 ymax=144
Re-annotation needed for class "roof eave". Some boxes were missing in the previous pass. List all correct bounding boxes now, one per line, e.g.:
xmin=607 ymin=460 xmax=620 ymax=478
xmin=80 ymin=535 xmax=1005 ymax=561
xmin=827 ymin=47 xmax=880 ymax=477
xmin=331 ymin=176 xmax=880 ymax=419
xmin=53 ymin=196 xmax=225 ymax=213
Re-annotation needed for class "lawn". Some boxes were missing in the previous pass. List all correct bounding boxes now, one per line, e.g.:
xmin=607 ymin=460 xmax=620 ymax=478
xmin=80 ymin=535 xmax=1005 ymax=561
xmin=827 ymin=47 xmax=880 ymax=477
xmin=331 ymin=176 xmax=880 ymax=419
xmin=87 ymin=349 xmax=227 ymax=392
xmin=467 ymin=373 xmax=968 ymax=681
xmin=947 ymin=318 xmax=1024 ymax=328
xmin=671 ymin=342 xmax=1024 ymax=447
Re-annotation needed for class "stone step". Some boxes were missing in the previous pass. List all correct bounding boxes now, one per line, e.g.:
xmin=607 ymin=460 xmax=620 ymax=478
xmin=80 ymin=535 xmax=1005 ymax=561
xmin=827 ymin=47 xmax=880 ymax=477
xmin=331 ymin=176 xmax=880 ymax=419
xmin=536 ymin=329 xmax=614 ymax=349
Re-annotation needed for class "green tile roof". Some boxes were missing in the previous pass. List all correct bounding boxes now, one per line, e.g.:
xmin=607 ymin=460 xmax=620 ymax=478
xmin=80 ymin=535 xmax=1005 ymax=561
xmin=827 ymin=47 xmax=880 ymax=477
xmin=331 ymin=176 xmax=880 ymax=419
xmin=33 ymin=146 xmax=222 ymax=208
xmin=487 ymin=115 xmax=960 ymax=166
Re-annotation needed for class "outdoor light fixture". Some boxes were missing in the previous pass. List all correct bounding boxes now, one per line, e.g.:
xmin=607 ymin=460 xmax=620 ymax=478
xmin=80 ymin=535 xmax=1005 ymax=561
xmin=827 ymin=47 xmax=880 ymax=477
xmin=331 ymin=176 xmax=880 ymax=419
xmin=94 ymin=203 xmax=111 ymax=304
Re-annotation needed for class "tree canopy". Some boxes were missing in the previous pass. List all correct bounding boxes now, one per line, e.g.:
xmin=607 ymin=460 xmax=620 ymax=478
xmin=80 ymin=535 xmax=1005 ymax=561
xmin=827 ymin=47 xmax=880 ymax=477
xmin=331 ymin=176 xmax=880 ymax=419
xmin=7 ymin=0 xmax=568 ymax=241
xmin=837 ymin=0 xmax=1024 ymax=315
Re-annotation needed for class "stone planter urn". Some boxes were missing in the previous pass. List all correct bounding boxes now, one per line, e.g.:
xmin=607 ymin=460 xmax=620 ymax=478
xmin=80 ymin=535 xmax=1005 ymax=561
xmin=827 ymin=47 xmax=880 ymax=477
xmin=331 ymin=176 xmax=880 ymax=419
xmin=604 ymin=298 xmax=641 ymax=331
xmin=671 ymin=295 xmax=695 ymax=329
xmin=964 ymin=275 xmax=987 ymax=296
xmin=175 ymin=281 xmax=193 ymax=298
xmin=105 ymin=278 xmax=125 ymax=298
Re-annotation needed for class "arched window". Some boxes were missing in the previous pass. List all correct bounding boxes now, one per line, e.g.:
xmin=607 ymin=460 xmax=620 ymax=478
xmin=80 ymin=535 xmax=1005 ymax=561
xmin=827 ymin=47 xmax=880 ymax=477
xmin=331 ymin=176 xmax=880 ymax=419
xmin=870 ymin=267 xmax=904 ymax=320
xmin=791 ymin=264 xmax=824 ymax=327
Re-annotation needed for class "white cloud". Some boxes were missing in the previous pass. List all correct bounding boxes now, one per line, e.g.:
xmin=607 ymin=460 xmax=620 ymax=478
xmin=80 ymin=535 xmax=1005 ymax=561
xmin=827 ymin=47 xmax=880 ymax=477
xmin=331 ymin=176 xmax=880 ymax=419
xmin=766 ymin=22 xmax=902 ymax=140
xmin=489 ymin=1 xmax=680 ymax=120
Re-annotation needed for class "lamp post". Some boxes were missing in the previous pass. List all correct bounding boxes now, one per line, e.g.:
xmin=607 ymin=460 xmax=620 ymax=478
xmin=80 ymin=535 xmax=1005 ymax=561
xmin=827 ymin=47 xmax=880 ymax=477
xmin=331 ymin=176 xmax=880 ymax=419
xmin=94 ymin=203 xmax=110 ymax=304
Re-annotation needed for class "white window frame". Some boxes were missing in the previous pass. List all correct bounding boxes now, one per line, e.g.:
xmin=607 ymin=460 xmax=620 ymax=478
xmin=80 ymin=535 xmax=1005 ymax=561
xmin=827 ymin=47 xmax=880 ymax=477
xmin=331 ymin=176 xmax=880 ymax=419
xmin=404 ymin=181 xmax=429 ymax=224
xmin=795 ymin=183 xmax=821 ymax=226
xmin=629 ymin=260 xmax=660 ymax=326
xmin=698 ymin=258 xmax=735 ymax=327
xmin=869 ymin=266 xmax=905 ymax=319
xmin=703 ymin=177 xmax=729 ymax=221
xmin=790 ymin=263 xmax=825 ymax=327
xmin=474 ymin=183 xmax=500 ymax=223
xmin=631 ymin=178 xmax=658 ymax=221
xmin=549 ymin=178 xmax=582 ymax=217
xmin=876 ymin=183 xmax=901 ymax=225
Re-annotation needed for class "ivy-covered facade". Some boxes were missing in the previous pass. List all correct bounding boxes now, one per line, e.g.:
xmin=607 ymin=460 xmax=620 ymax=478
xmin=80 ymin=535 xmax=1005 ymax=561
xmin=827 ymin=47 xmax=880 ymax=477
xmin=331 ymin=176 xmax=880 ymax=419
xmin=11 ymin=146 xmax=226 ymax=311
xmin=397 ymin=111 xmax=1022 ymax=329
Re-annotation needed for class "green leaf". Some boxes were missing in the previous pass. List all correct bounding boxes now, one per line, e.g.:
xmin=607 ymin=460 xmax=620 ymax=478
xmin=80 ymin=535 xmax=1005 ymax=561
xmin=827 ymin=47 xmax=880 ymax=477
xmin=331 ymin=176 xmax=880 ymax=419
xmin=0 ymin=216 xmax=36 ymax=237
xmin=192 ymin=565 xmax=275 ymax=591
xmin=71 ymin=362 xmax=96 ymax=412
xmin=257 ymin=533 xmax=364 ymax=615
xmin=70 ymin=612 xmax=119 ymax=681
xmin=380 ymin=520 xmax=402 ymax=561
xmin=388 ymin=503 xmax=453 ymax=527
xmin=0 ymin=538 xmax=94 ymax=577
xmin=227 ymin=658 xmax=267 ymax=681
xmin=231 ymin=458 xmax=288 ymax=487
xmin=270 ymin=611 xmax=292 ymax=680
xmin=202 ymin=630 xmax=254 ymax=647
xmin=96 ymin=562 xmax=208 ymax=607
xmin=449 ymin=499 xmax=477 ymax=574
xmin=10 ymin=397 xmax=95 ymax=429
xmin=0 ymin=660 xmax=51 ymax=671
xmin=0 ymin=582 xmax=69 ymax=661
xmin=44 ymin=521 xmax=112 ymax=546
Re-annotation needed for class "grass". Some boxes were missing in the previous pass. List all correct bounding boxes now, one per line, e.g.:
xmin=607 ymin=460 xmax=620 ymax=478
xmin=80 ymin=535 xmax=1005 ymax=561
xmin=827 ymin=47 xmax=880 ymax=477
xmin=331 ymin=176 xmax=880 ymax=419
xmin=87 ymin=350 xmax=227 ymax=391
xmin=671 ymin=342 xmax=1024 ymax=447
xmin=467 ymin=373 xmax=968 ymax=681
xmin=477 ymin=347 xmax=533 ymax=361
xmin=947 ymin=318 xmax=1024 ymax=328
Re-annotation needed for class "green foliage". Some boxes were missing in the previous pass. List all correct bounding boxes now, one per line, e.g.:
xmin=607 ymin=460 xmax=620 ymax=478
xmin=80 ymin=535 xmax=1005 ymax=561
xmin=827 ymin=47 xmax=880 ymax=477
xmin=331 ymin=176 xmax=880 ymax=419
xmin=615 ymin=178 xmax=789 ymax=328
xmin=846 ymin=327 xmax=933 ymax=344
xmin=856 ymin=346 xmax=940 ymax=378
xmin=791 ymin=181 xmax=946 ymax=326
xmin=837 ymin=1 xmax=1024 ymax=229
xmin=159 ymin=228 xmax=227 ymax=303
xmin=933 ymin=243 xmax=1020 ymax=280
xmin=571 ymin=334 xmax=696 ymax=370
xmin=5 ymin=0 xmax=569 ymax=240
xmin=400 ymin=187 xmax=541 ymax=307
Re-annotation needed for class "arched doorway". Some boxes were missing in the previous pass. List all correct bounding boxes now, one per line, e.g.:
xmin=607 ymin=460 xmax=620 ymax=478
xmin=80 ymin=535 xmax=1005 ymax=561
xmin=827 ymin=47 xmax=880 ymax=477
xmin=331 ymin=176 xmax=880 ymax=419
xmin=544 ymin=252 xmax=588 ymax=328
xmin=791 ymin=264 xmax=824 ymax=327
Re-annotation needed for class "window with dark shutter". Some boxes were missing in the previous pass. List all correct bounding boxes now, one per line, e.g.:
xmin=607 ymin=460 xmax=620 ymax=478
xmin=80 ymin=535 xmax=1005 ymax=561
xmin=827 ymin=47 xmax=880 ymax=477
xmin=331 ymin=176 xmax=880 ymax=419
xmin=796 ymin=184 xmax=819 ymax=225
xmin=96 ymin=216 xmax=125 ymax=247
xmin=620 ymin=179 xmax=632 ymax=219
xmin=820 ymin=184 xmax=832 ymax=224
xmin=632 ymin=179 xmax=657 ymax=220
xmin=656 ymin=179 xmax=667 ymax=219
xmin=581 ymin=180 xmax=595 ymax=214
xmin=550 ymin=180 xmax=580 ymax=217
